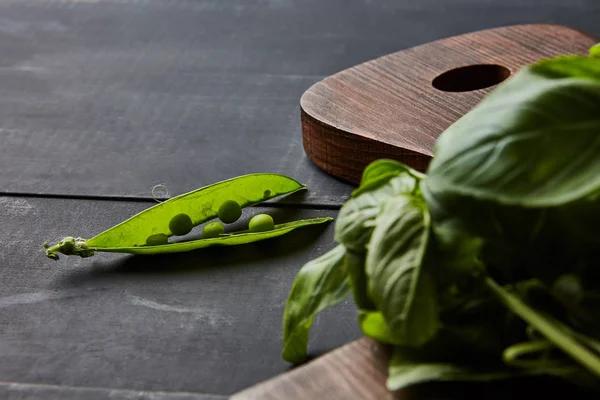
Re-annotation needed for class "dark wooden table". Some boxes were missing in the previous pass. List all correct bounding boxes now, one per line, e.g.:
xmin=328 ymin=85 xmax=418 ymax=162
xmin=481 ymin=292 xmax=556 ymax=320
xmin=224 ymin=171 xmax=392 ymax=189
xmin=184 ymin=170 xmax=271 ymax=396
xmin=1 ymin=1 xmax=599 ymax=399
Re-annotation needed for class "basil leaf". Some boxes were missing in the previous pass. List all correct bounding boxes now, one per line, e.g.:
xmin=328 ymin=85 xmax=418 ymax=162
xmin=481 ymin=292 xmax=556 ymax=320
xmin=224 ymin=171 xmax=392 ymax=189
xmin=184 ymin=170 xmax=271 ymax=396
xmin=346 ymin=250 xmax=375 ymax=310
xmin=425 ymin=56 xmax=600 ymax=208
xmin=387 ymin=346 xmax=530 ymax=391
xmin=335 ymin=173 xmax=418 ymax=251
xmin=282 ymin=245 xmax=349 ymax=363
xmin=353 ymin=159 xmax=422 ymax=197
xmin=366 ymin=194 xmax=439 ymax=347
xmin=360 ymin=159 xmax=409 ymax=185
xmin=533 ymin=55 xmax=600 ymax=80
xmin=431 ymin=219 xmax=484 ymax=276
xmin=358 ymin=310 xmax=396 ymax=344
xmin=591 ymin=43 xmax=600 ymax=58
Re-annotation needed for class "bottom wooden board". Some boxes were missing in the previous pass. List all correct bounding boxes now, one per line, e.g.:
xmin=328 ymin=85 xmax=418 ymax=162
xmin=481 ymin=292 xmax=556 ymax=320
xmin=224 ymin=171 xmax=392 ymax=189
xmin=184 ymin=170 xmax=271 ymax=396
xmin=232 ymin=338 xmax=391 ymax=400
xmin=233 ymin=338 xmax=599 ymax=400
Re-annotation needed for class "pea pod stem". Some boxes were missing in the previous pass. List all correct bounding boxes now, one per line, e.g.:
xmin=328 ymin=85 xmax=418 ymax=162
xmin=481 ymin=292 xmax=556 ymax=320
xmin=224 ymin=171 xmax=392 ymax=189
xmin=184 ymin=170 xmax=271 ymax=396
xmin=45 ymin=237 xmax=95 ymax=259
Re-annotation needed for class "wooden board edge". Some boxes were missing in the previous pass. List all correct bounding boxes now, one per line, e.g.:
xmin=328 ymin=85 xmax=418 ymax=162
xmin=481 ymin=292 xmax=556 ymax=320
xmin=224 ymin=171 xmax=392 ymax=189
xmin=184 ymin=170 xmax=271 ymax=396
xmin=300 ymin=107 xmax=431 ymax=185
xmin=231 ymin=338 xmax=393 ymax=400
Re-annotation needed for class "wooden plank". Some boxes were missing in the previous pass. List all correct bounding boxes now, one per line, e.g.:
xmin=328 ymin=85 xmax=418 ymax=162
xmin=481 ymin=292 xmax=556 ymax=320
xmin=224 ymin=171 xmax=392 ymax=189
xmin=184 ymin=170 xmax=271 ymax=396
xmin=232 ymin=338 xmax=393 ymax=400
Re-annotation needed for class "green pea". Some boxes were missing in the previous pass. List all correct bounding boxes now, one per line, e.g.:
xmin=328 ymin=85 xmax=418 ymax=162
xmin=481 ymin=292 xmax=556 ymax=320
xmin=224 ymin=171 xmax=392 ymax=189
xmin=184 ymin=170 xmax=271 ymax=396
xmin=169 ymin=213 xmax=193 ymax=236
xmin=202 ymin=222 xmax=225 ymax=238
xmin=218 ymin=200 xmax=242 ymax=224
xmin=249 ymin=214 xmax=274 ymax=232
xmin=146 ymin=233 xmax=169 ymax=246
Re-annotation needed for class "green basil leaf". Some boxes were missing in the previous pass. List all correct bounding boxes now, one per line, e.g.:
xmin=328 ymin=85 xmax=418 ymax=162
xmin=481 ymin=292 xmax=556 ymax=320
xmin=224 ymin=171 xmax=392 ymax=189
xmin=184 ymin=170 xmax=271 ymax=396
xmin=431 ymin=219 xmax=484 ymax=275
xmin=360 ymin=159 xmax=409 ymax=185
xmin=591 ymin=43 xmax=600 ymax=58
xmin=358 ymin=310 xmax=396 ymax=344
xmin=353 ymin=159 xmax=423 ymax=198
xmin=425 ymin=186 xmax=574 ymax=284
xmin=346 ymin=251 xmax=375 ymax=310
xmin=533 ymin=55 xmax=600 ymax=80
xmin=366 ymin=194 xmax=439 ymax=347
xmin=425 ymin=56 xmax=600 ymax=208
xmin=387 ymin=346 xmax=530 ymax=391
xmin=335 ymin=174 xmax=418 ymax=251
xmin=282 ymin=245 xmax=349 ymax=363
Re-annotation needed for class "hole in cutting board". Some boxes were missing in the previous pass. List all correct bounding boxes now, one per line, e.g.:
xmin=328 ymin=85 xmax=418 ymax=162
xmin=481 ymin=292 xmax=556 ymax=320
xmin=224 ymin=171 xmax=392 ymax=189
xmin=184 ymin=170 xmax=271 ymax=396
xmin=432 ymin=64 xmax=511 ymax=92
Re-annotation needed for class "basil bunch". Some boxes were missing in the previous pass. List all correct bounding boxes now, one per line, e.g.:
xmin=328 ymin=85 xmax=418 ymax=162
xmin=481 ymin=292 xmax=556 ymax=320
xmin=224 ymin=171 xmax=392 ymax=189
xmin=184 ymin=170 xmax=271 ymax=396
xmin=282 ymin=50 xmax=600 ymax=392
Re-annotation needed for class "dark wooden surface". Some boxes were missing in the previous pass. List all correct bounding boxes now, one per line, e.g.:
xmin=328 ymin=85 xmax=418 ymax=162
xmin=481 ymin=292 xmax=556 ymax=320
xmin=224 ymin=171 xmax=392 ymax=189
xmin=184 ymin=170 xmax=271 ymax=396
xmin=1 ymin=1 xmax=600 ymax=399
xmin=301 ymin=24 xmax=596 ymax=184
xmin=1 ymin=0 xmax=599 ymax=204
xmin=0 ymin=382 xmax=225 ymax=400
xmin=0 ymin=196 xmax=361 ymax=397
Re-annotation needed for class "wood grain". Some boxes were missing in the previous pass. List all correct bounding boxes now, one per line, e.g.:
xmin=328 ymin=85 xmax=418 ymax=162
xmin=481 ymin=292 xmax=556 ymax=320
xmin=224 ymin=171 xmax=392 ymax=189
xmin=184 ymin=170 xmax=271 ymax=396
xmin=301 ymin=24 xmax=596 ymax=184
xmin=231 ymin=338 xmax=393 ymax=400
xmin=232 ymin=338 xmax=598 ymax=400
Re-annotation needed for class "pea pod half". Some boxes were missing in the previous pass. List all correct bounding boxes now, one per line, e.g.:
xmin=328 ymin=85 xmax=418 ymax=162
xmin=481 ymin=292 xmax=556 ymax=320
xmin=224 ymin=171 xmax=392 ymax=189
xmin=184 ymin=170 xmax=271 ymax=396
xmin=45 ymin=173 xmax=329 ymax=260
xmin=47 ymin=219 xmax=331 ymax=259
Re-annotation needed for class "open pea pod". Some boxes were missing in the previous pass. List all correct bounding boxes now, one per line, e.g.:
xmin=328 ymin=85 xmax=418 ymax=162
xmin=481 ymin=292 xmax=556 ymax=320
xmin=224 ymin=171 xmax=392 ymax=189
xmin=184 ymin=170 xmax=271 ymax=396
xmin=50 ymin=219 xmax=332 ymax=258
xmin=45 ymin=173 xmax=314 ymax=260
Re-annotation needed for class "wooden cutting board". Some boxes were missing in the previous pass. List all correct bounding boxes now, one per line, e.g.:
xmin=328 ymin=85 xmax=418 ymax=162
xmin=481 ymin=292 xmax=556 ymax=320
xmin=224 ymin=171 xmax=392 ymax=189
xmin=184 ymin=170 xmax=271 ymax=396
xmin=300 ymin=24 xmax=596 ymax=184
